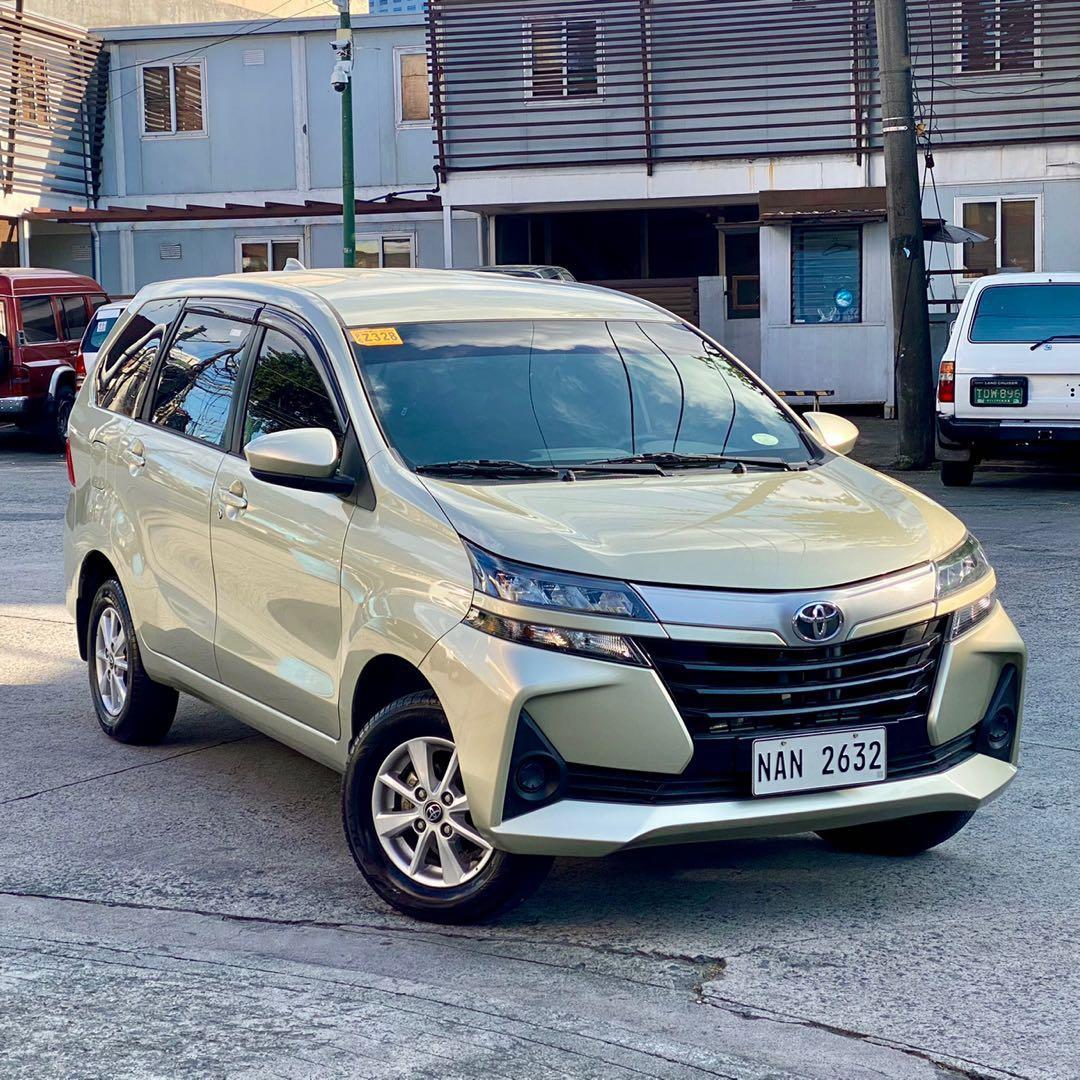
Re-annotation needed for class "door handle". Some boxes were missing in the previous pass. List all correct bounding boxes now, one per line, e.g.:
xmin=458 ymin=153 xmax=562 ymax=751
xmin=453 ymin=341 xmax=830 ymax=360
xmin=217 ymin=483 xmax=248 ymax=518
xmin=121 ymin=438 xmax=145 ymax=470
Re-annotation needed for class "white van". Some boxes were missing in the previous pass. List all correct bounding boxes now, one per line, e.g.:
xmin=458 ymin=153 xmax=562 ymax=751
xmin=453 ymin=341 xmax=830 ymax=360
xmin=937 ymin=272 xmax=1080 ymax=485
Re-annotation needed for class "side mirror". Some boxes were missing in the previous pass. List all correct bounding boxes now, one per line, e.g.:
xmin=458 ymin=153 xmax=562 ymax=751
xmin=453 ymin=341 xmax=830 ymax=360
xmin=245 ymin=427 xmax=350 ymax=491
xmin=803 ymin=411 xmax=859 ymax=456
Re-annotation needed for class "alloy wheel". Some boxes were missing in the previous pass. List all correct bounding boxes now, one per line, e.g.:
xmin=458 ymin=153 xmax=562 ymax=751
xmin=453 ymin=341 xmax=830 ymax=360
xmin=371 ymin=736 xmax=493 ymax=888
xmin=94 ymin=606 xmax=129 ymax=717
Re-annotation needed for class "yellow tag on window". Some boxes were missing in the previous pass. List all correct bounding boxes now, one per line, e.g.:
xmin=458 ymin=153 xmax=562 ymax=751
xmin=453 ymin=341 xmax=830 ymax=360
xmin=351 ymin=327 xmax=403 ymax=347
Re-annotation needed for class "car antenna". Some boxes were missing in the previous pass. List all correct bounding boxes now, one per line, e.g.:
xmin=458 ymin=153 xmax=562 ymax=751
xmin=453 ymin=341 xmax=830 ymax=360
xmin=282 ymin=258 xmax=306 ymax=271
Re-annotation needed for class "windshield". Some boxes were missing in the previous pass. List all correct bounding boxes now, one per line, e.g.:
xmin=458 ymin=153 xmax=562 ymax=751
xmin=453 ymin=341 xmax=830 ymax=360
xmin=970 ymin=284 xmax=1080 ymax=343
xmin=82 ymin=313 xmax=119 ymax=352
xmin=352 ymin=320 xmax=812 ymax=469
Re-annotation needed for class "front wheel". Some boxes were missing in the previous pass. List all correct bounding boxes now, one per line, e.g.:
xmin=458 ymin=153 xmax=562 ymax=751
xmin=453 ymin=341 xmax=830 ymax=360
xmin=941 ymin=459 xmax=974 ymax=487
xmin=816 ymin=810 xmax=975 ymax=856
xmin=342 ymin=691 xmax=552 ymax=923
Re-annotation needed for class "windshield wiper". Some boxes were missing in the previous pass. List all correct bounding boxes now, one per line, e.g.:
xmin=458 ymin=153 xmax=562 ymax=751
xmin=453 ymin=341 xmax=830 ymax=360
xmin=591 ymin=452 xmax=802 ymax=472
xmin=1030 ymin=334 xmax=1080 ymax=351
xmin=416 ymin=459 xmax=562 ymax=478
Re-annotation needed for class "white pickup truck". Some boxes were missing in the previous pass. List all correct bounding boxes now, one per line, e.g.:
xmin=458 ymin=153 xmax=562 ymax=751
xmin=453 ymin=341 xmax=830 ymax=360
xmin=937 ymin=272 xmax=1080 ymax=485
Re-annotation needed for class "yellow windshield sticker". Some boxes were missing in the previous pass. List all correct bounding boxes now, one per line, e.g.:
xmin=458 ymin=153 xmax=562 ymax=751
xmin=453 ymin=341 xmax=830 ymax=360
xmin=351 ymin=327 xmax=403 ymax=347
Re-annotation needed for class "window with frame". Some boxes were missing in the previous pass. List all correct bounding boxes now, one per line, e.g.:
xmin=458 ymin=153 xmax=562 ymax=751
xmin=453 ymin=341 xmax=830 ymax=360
xmin=239 ymin=238 xmax=301 ymax=273
xmin=959 ymin=0 xmax=1036 ymax=73
xmin=791 ymin=226 xmax=862 ymax=324
xmin=18 ymin=296 xmax=58 ymax=343
xmin=356 ymin=235 xmax=414 ymax=269
xmin=141 ymin=61 xmax=205 ymax=135
xmin=18 ymin=54 xmax=49 ymax=126
xmin=527 ymin=18 xmax=600 ymax=99
xmin=97 ymin=298 xmax=185 ymax=416
xmin=59 ymin=296 xmax=90 ymax=342
xmin=242 ymin=329 xmax=343 ymax=447
xmin=396 ymin=49 xmax=430 ymax=126
xmin=959 ymin=197 xmax=1037 ymax=276
xmin=149 ymin=312 xmax=253 ymax=447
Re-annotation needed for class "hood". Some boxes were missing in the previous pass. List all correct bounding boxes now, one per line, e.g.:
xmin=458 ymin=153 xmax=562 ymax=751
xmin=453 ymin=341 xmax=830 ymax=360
xmin=421 ymin=457 xmax=966 ymax=591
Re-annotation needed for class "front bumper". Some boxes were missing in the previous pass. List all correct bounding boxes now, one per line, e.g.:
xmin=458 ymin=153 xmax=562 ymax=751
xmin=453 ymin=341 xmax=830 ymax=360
xmin=420 ymin=596 xmax=1025 ymax=858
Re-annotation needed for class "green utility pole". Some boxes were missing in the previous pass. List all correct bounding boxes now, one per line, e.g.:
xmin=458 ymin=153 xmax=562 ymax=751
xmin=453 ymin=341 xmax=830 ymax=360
xmin=333 ymin=0 xmax=355 ymax=267
xmin=875 ymin=0 xmax=934 ymax=468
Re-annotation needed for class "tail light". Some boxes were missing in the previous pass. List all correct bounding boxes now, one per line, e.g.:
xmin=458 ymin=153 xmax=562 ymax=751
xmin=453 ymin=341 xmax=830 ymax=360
xmin=65 ymin=439 xmax=76 ymax=486
xmin=74 ymin=351 xmax=86 ymax=388
xmin=938 ymin=360 xmax=955 ymax=404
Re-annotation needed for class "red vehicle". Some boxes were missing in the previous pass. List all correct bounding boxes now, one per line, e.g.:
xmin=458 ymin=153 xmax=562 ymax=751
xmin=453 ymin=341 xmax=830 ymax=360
xmin=0 ymin=269 xmax=109 ymax=445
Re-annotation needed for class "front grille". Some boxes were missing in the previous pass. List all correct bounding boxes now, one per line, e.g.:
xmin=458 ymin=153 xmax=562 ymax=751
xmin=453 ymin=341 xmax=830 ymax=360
xmin=561 ymin=618 xmax=976 ymax=805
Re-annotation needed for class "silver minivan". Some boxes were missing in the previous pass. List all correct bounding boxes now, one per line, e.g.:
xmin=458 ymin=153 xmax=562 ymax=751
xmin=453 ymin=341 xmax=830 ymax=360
xmin=66 ymin=270 xmax=1024 ymax=922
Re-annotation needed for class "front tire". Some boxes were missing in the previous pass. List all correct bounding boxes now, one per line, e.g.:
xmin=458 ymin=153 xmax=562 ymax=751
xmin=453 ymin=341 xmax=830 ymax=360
xmin=88 ymin=579 xmax=178 ymax=744
xmin=342 ymin=691 xmax=552 ymax=923
xmin=941 ymin=459 xmax=974 ymax=487
xmin=816 ymin=810 xmax=975 ymax=856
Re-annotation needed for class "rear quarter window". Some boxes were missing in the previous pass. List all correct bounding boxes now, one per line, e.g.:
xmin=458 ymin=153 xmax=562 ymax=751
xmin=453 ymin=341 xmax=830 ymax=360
xmin=96 ymin=298 xmax=184 ymax=416
xmin=969 ymin=283 xmax=1080 ymax=343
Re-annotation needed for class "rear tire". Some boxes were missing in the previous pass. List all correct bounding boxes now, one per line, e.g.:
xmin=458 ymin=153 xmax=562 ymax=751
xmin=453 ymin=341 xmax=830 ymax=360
xmin=87 ymin=578 xmax=178 ymax=744
xmin=941 ymin=459 xmax=974 ymax=487
xmin=342 ymin=691 xmax=553 ymax=923
xmin=816 ymin=810 xmax=975 ymax=856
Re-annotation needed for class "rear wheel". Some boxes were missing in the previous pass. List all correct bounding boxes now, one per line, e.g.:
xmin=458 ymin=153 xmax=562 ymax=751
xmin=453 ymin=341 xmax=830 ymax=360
xmin=36 ymin=385 xmax=75 ymax=451
xmin=816 ymin=810 xmax=975 ymax=856
xmin=88 ymin=578 xmax=178 ymax=744
xmin=941 ymin=459 xmax=974 ymax=487
xmin=342 ymin=691 xmax=552 ymax=922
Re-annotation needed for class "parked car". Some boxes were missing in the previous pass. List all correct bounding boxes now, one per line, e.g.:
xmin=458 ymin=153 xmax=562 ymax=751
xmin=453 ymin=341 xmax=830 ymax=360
xmin=65 ymin=269 xmax=1025 ymax=923
xmin=937 ymin=271 xmax=1080 ymax=485
xmin=466 ymin=264 xmax=576 ymax=281
xmin=77 ymin=300 xmax=128 ymax=386
xmin=0 ymin=269 xmax=109 ymax=445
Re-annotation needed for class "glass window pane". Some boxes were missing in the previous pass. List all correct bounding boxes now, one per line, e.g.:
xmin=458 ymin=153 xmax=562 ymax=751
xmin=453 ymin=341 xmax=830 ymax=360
xmin=791 ymin=226 xmax=861 ymax=324
xmin=1001 ymin=200 xmax=1036 ymax=272
xmin=381 ymin=236 xmax=413 ymax=268
xmin=356 ymin=239 xmax=379 ymax=269
xmin=270 ymin=241 xmax=300 ymax=271
xmin=173 ymin=64 xmax=204 ymax=132
xmin=1000 ymin=0 xmax=1035 ymax=71
xmin=18 ymin=296 xmax=58 ymax=343
xmin=969 ymin=284 xmax=1080 ymax=343
xmin=960 ymin=0 xmax=997 ymax=72
xmin=241 ymin=242 xmax=268 ymax=273
xmin=60 ymin=295 xmax=89 ymax=340
xmin=142 ymin=66 xmax=171 ymax=133
xmin=962 ymin=202 xmax=998 ymax=275
xmin=97 ymin=298 xmax=184 ymax=416
xmin=530 ymin=19 xmax=565 ymax=98
xmin=84 ymin=314 xmax=118 ymax=352
xmin=566 ymin=19 xmax=599 ymax=97
xmin=243 ymin=329 xmax=342 ymax=446
xmin=150 ymin=313 xmax=252 ymax=446
xmin=400 ymin=52 xmax=429 ymax=122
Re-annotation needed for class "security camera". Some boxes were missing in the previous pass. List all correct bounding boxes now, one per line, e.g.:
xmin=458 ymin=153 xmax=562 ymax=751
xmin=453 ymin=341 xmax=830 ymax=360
xmin=329 ymin=40 xmax=351 ymax=57
xmin=331 ymin=59 xmax=352 ymax=93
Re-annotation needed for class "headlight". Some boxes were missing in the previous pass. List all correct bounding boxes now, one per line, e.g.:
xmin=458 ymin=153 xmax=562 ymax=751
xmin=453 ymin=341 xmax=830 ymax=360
xmin=465 ymin=541 xmax=654 ymax=620
xmin=934 ymin=533 xmax=991 ymax=599
xmin=464 ymin=607 xmax=648 ymax=665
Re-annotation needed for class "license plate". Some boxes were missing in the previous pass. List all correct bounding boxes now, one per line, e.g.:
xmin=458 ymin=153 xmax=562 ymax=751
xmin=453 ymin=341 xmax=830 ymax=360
xmin=752 ymin=727 xmax=886 ymax=796
xmin=971 ymin=378 xmax=1027 ymax=407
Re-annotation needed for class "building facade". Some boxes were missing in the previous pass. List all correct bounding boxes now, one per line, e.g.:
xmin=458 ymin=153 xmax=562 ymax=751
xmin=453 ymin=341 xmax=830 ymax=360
xmin=25 ymin=9 xmax=480 ymax=293
xmin=429 ymin=0 xmax=1080 ymax=409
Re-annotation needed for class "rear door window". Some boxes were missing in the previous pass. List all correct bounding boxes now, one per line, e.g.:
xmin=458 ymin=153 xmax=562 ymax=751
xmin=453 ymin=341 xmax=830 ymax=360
xmin=149 ymin=311 xmax=254 ymax=447
xmin=97 ymin=298 xmax=184 ymax=416
xmin=18 ymin=296 xmax=59 ymax=343
xmin=60 ymin=295 xmax=90 ymax=341
xmin=969 ymin=284 xmax=1080 ymax=343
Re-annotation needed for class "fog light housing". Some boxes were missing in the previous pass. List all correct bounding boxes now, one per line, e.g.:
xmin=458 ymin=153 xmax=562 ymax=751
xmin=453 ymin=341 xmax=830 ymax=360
xmin=502 ymin=712 xmax=568 ymax=822
xmin=976 ymin=665 xmax=1021 ymax=762
xmin=514 ymin=753 xmax=561 ymax=801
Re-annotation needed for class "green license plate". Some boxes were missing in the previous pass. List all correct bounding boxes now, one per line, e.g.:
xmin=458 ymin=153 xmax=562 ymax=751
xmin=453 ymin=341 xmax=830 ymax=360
xmin=971 ymin=379 xmax=1027 ymax=407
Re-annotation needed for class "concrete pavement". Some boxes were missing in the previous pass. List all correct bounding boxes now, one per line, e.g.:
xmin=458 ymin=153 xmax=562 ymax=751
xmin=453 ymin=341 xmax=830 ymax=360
xmin=1 ymin=427 xmax=1077 ymax=1079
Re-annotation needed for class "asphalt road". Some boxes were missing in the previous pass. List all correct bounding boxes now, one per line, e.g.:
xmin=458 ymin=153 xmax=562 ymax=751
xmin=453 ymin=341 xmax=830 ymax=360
xmin=1 ymin=426 xmax=1077 ymax=1080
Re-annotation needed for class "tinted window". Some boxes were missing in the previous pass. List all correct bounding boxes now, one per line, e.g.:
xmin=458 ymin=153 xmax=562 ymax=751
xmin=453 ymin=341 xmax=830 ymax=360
xmin=243 ymin=329 xmax=342 ymax=447
xmin=791 ymin=225 xmax=862 ymax=324
xmin=82 ymin=313 xmax=119 ymax=352
xmin=97 ymin=298 xmax=183 ymax=416
xmin=60 ymin=295 xmax=89 ymax=340
xmin=970 ymin=284 xmax=1080 ymax=343
xmin=18 ymin=296 xmax=57 ymax=343
xmin=354 ymin=320 xmax=808 ymax=468
xmin=149 ymin=312 xmax=252 ymax=447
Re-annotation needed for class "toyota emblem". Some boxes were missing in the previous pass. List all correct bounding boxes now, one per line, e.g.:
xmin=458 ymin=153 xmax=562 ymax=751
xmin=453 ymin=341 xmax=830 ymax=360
xmin=792 ymin=601 xmax=844 ymax=643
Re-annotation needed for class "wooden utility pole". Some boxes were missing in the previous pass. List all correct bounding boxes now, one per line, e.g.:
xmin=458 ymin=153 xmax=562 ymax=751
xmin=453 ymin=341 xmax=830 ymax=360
xmin=874 ymin=0 xmax=934 ymax=468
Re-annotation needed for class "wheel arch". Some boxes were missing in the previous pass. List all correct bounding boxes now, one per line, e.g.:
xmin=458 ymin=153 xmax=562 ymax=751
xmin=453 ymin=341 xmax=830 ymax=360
xmin=48 ymin=365 xmax=77 ymax=400
xmin=76 ymin=550 xmax=118 ymax=660
xmin=349 ymin=653 xmax=436 ymax=749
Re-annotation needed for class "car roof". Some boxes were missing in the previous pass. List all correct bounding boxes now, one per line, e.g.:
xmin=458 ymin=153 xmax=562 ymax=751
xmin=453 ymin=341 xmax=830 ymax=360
xmin=132 ymin=267 xmax=676 ymax=326
xmin=0 ymin=268 xmax=104 ymax=295
xmin=970 ymin=271 xmax=1080 ymax=288
xmin=93 ymin=301 xmax=128 ymax=315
